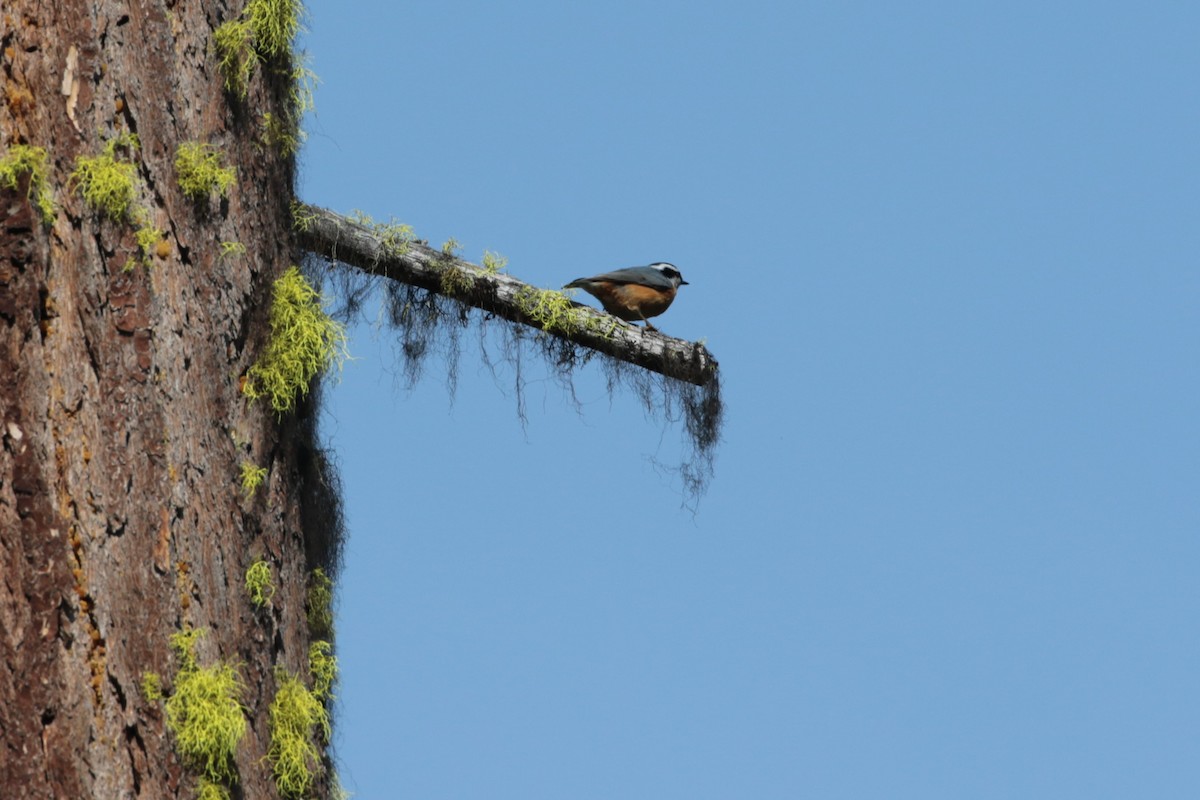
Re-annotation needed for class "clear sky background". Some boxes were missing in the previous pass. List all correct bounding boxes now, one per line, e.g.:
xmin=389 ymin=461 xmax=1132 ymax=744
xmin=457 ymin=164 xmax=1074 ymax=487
xmin=297 ymin=3 xmax=1197 ymax=798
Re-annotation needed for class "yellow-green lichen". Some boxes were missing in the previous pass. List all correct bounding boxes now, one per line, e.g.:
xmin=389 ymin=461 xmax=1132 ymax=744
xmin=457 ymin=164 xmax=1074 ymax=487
xmin=291 ymin=200 xmax=318 ymax=233
xmin=239 ymin=460 xmax=268 ymax=498
xmin=306 ymin=568 xmax=333 ymax=640
xmin=212 ymin=18 xmax=259 ymax=98
xmin=261 ymin=111 xmax=304 ymax=158
xmin=243 ymin=267 xmax=349 ymax=414
xmin=308 ymin=640 xmax=337 ymax=702
xmin=346 ymin=210 xmax=414 ymax=259
xmin=219 ymin=241 xmax=247 ymax=259
xmin=175 ymin=141 xmax=236 ymax=201
xmin=136 ymin=218 xmax=164 ymax=257
xmin=439 ymin=263 xmax=473 ymax=297
xmin=164 ymin=628 xmax=247 ymax=784
xmin=481 ymin=250 xmax=508 ymax=275
xmin=516 ymin=286 xmax=611 ymax=336
xmin=0 ymin=144 xmax=55 ymax=225
xmin=141 ymin=671 xmax=163 ymax=702
xmin=245 ymin=560 xmax=275 ymax=608
xmin=268 ymin=668 xmax=330 ymax=798
xmin=248 ymin=0 xmax=305 ymax=59
xmin=197 ymin=778 xmax=232 ymax=800
xmin=70 ymin=132 xmax=140 ymax=220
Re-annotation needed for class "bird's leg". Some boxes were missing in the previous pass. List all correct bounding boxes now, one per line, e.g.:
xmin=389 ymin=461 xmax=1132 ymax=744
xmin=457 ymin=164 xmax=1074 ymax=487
xmin=642 ymin=318 xmax=658 ymax=333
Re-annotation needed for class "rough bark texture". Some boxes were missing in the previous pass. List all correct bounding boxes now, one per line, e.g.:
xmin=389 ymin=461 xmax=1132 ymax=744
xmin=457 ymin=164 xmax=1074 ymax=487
xmin=1 ymin=2 xmax=334 ymax=798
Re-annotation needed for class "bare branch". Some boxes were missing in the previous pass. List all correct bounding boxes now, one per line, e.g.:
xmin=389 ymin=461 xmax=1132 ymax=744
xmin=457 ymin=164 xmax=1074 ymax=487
xmin=295 ymin=204 xmax=720 ymax=387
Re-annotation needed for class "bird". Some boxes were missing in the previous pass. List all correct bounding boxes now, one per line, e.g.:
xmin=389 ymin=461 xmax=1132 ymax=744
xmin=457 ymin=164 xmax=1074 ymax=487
xmin=563 ymin=262 xmax=688 ymax=331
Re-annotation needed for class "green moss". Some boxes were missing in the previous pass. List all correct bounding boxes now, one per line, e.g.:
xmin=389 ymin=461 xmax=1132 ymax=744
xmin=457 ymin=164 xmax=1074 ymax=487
xmin=196 ymin=778 xmax=231 ymax=800
xmin=71 ymin=132 xmax=140 ymax=220
xmin=0 ymin=144 xmax=55 ymax=225
xmin=288 ymin=58 xmax=318 ymax=118
xmin=164 ymin=628 xmax=247 ymax=783
xmin=135 ymin=219 xmax=164 ymax=258
xmin=346 ymin=209 xmax=414 ymax=258
xmin=268 ymin=668 xmax=330 ymax=797
xmin=219 ymin=241 xmax=247 ymax=259
xmin=291 ymin=201 xmax=318 ymax=232
xmin=439 ymin=264 xmax=473 ymax=297
xmin=261 ymin=111 xmax=304 ymax=158
xmin=481 ymin=250 xmax=508 ymax=275
xmin=175 ymin=141 xmax=236 ymax=201
xmin=245 ymin=560 xmax=275 ymax=608
xmin=307 ymin=640 xmax=337 ymax=702
xmin=239 ymin=460 xmax=268 ymax=498
xmin=248 ymin=0 xmax=305 ymax=59
xmin=243 ymin=267 xmax=349 ymax=414
xmin=516 ymin=286 xmax=612 ymax=336
xmin=170 ymin=627 xmax=205 ymax=672
xmin=141 ymin=671 xmax=163 ymax=702
xmin=306 ymin=568 xmax=334 ymax=640
xmin=212 ymin=18 xmax=259 ymax=98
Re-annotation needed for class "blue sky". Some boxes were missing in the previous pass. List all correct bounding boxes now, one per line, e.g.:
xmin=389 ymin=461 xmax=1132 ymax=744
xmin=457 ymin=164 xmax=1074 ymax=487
xmin=298 ymin=3 xmax=1198 ymax=797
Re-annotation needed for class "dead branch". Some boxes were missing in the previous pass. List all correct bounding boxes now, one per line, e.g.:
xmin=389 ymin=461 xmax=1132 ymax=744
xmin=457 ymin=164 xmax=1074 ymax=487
xmin=295 ymin=204 xmax=719 ymax=386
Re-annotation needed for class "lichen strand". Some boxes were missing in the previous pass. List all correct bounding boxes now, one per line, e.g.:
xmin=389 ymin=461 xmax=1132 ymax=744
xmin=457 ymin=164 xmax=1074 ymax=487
xmin=243 ymin=267 xmax=348 ymax=414
xmin=516 ymin=286 xmax=611 ymax=337
xmin=212 ymin=18 xmax=259 ymax=98
xmin=307 ymin=640 xmax=337 ymax=702
xmin=164 ymin=628 xmax=247 ymax=784
xmin=248 ymin=0 xmax=305 ymax=59
xmin=70 ymin=132 xmax=140 ymax=220
xmin=197 ymin=778 xmax=232 ymax=800
xmin=0 ymin=144 xmax=55 ymax=224
xmin=175 ymin=141 xmax=236 ymax=201
xmin=239 ymin=460 xmax=268 ymax=498
xmin=268 ymin=669 xmax=330 ymax=798
xmin=141 ymin=671 xmax=163 ymax=702
xmin=244 ymin=559 xmax=275 ymax=608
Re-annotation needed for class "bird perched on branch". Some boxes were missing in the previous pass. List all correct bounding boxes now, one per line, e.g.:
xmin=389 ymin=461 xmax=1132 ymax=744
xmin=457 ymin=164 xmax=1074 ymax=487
xmin=564 ymin=262 xmax=689 ymax=331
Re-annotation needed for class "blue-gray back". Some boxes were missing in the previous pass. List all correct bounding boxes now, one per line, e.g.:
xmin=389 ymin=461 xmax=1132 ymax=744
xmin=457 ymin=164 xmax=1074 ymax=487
xmin=585 ymin=266 xmax=675 ymax=289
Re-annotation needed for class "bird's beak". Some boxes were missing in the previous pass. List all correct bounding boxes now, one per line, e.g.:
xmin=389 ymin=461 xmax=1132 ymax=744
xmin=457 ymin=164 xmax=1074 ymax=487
xmin=680 ymin=279 xmax=689 ymax=285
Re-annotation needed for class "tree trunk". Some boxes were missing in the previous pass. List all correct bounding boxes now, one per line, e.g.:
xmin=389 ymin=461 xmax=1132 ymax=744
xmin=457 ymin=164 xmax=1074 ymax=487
xmin=2 ymin=2 xmax=334 ymax=798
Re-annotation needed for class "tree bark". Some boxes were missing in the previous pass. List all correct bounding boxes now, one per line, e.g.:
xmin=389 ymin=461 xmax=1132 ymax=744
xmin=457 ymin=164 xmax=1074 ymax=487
xmin=2 ymin=3 xmax=332 ymax=798
xmin=297 ymin=204 xmax=721 ymax=387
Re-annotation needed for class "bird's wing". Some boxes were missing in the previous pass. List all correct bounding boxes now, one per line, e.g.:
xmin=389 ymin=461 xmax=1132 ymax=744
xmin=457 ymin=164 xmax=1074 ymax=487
xmin=579 ymin=266 xmax=674 ymax=288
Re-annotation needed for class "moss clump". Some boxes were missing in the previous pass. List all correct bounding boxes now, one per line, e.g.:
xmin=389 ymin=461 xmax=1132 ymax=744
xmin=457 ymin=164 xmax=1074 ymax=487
xmin=197 ymin=778 xmax=231 ymax=800
xmin=175 ymin=141 xmax=236 ymax=201
xmin=0 ymin=144 xmax=55 ymax=225
xmin=306 ymin=568 xmax=334 ymax=640
xmin=268 ymin=669 xmax=330 ymax=798
xmin=308 ymin=641 xmax=337 ymax=702
xmin=135 ymin=218 xmax=165 ymax=257
xmin=212 ymin=18 xmax=259 ymax=98
xmin=245 ymin=560 xmax=275 ymax=608
xmin=481 ymin=250 xmax=508 ymax=275
xmin=219 ymin=241 xmax=247 ymax=259
xmin=516 ymin=286 xmax=611 ymax=336
xmin=243 ymin=267 xmax=349 ymax=413
xmin=70 ymin=132 xmax=140 ymax=220
xmin=248 ymin=0 xmax=305 ymax=59
xmin=164 ymin=628 xmax=247 ymax=784
xmin=141 ymin=671 xmax=163 ymax=702
xmin=345 ymin=209 xmax=414 ymax=259
xmin=439 ymin=263 xmax=473 ymax=297
xmin=239 ymin=460 xmax=268 ymax=498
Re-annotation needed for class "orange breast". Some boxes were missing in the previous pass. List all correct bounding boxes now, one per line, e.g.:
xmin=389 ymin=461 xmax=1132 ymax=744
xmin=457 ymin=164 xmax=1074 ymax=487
xmin=589 ymin=282 xmax=677 ymax=321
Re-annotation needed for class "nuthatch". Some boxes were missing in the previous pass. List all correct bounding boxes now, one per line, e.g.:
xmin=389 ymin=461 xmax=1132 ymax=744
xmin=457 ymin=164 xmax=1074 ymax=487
xmin=564 ymin=262 xmax=688 ymax=331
